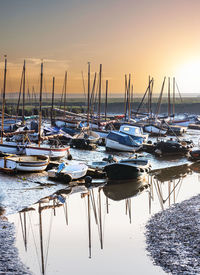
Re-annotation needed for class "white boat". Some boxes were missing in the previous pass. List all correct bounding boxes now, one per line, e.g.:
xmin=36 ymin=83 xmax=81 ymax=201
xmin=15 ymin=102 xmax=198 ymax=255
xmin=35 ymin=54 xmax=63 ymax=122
xmin=48 ymin=162 xmax=88 ymax=182
xmin=25 ymin=144 xmax=70 ymax=159
xmin=105 ymin=131 xmax=141 ymax=152
xmin=0 ymin=154 xmax=49 ymax=172
xmin=0 ymin=141 xmax=25 ymax=154
xmin=72 ymin=130 xmax=100 ymax=144
xmin=143 ymin=125 xmax=167 ymax=136
xmin=119 ymin=125 xmax=148 ymax=143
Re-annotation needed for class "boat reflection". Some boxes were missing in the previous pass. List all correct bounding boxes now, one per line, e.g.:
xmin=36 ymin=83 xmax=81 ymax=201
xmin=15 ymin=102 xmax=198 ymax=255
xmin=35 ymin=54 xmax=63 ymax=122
xmin=16 ymin=165 xmax=195 ymax=274
xmin=149 ymin=164 xmax=191 ymax=212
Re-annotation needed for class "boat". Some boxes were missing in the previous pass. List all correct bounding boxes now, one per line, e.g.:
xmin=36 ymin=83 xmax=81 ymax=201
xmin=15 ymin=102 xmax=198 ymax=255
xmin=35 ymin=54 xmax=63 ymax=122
xmin=154 ymin=139 xmax=193 ymax=157
xmin=25 ymin=144 xmax=70 ymax=159
xmin=0 ymin=153 xmax=49 ymax=172
xmin=72 ymin=130 xmax=100 ymax=144
xmin=105 ymin=131 xmax=142 ymax=152
xmin=189 ymin=149 xmax=200 ymax=161
xmin=103 ymin=156 xmax=151 ymax=180
xmin=48 ymin=162 xmax=88 ymax=182
xmin=143 ymin=124 xmax=167 ymax=136
xmin=119 ymin=124 xmax=148 ymax=144
xmin=103 ymin=178 xmax=149 ymax=201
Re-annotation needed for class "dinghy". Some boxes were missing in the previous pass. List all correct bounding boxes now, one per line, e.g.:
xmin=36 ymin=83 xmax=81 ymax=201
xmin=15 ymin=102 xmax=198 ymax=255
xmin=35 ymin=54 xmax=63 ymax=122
xmin=105 ymin=131 xmax=141 ymax=152
xmin=48 ymin=162 xmax=88 ymax=182
xmin=119 ymin=125 xmax=148 ymax=144
xmin=25 ymin=144 xmax=70 ymax=159
xmin=104 ymin=157 xmax=151 ymax=180
xmin=0 ymin=154 xmax=49 ymax=172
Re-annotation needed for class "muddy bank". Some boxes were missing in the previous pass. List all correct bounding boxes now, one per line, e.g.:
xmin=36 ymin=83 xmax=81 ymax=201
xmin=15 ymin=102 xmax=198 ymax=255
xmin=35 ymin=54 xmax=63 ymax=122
xmin=0 ymin=217 xmax=32 ymax=275
xmin=146 ymin=194 xmax=200 ymax=274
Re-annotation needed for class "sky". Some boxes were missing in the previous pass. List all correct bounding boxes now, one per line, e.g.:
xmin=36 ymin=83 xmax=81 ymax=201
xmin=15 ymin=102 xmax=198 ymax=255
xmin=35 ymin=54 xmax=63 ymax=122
xmin=1 ymin=0 xmax=200 ymax=96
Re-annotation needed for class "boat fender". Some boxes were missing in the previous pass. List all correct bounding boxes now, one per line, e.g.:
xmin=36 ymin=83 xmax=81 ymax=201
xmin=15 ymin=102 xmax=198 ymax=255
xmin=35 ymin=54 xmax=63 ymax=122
xmin=140 ymin=168 xmax=144 ymax=173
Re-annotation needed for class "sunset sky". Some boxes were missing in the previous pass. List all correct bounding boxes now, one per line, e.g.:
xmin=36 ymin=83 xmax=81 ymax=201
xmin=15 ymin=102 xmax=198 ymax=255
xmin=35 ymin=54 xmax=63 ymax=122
xmin=1 ymin=0 xmax=200 ymax=96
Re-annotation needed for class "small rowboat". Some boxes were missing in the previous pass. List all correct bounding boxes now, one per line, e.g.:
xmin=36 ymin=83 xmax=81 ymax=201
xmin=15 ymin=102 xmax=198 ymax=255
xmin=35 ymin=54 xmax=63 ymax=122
xmin=48 ymin=162 xmax=88 ymax=182
xmin=0 ymin=154 xmax=49 ymax=172
xmin=25 ymin=144 xmax=70 ymax=159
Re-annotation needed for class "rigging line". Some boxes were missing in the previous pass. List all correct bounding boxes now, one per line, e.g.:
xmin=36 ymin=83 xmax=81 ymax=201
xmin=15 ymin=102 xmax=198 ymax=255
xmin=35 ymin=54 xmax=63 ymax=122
xmin=175 ymin=82 xmax=183 ymax=102
xmin=45 ymin=208 xmax=54 ymax=272
xmin=28 ymin=212 xmax=42 ymax=273
xmin=163 ymin=178 xmax=183 ymax=203
xmin=175 ymin=178 xmax=183 ymax=201
xmin=81 ymin=71 xmax=87 ymax=102
xmin=102 ymin=196 xmax=107 ymax=242
xmin=90 ymin=189 xmax=98 ymax=224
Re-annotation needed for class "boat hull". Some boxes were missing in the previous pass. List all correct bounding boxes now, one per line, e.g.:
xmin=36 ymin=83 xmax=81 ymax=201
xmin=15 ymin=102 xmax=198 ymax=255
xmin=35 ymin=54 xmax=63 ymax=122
xmin=105 ymin=139 xmax=140 ymax=152
xmin=104 ymin=163 xmax=146 ymax=180
xmin=25 ymin=146 xmax=70 ymax=159
xmin=0 ymin=155 xmax=49 ymax=172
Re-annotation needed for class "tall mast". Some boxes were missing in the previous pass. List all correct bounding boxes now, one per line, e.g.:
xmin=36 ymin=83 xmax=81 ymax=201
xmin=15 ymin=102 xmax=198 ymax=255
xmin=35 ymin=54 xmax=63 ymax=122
xmin=87 ymin=62 xmax=90 ymax=127
xmin=1 ymin=56 xmax=7 ymax=144
xmin=124 ymin=74 xmax=127 ymax=120
xmin=173 ymin=77 xmax=175 ymax=116
xmin=128 ymin=74 xmax=131 ymax=121
xmin=22 ymin=60 xmax=26 ymax=124
xmin=51 ymin=77 xmax=55 ymax=125
xmin=105 ymin=80 xmax=108 ymax=122
xmin=98 ymin=64 xmax=102 ymax=127
xmin=64 ymin=71 xmax=67 ymax=116
xmin=38 ymin=61 xmax=43 ymax=147
xmin=168 ymin=77 xmax=171 ymax=118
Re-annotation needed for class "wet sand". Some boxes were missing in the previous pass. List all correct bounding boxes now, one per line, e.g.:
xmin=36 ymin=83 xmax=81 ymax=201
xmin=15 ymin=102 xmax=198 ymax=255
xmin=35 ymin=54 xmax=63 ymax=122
xmin=146 ymin=194 xmax=200 ymax=274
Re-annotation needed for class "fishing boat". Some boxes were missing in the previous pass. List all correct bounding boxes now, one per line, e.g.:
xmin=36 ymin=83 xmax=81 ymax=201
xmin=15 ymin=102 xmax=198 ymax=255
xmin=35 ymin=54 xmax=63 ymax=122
xmin=48 ymin=162 xmax=88 ymax=182
xmin=105 ymin=131 xmax=142 ymax=152
xmin=119 ymin=125 xmax=148 ymax=144
xmin=0 ymin=153 xmax=49 ymax=172
xmin=103 ymin=157 xmax=150 ymax=180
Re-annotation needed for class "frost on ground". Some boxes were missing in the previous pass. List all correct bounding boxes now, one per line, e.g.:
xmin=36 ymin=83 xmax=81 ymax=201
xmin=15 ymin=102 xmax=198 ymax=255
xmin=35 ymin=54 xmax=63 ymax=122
xmin=146 ymin=194 xmax=200 ymax=274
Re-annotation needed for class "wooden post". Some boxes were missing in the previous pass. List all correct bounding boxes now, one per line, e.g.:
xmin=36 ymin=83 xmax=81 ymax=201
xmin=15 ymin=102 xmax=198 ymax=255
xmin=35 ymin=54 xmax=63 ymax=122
xmin=128 ymin=74 xmax=131 ymax=121
xmin=38 ymin=62 xmax=43 ymax=147
xmin=51 ymin=77 xmax=55 ymax=125
xmin=1 ymin=56 xmax=7 ymax=144
xmin=98 ymin=64 xmax=102 ymax=127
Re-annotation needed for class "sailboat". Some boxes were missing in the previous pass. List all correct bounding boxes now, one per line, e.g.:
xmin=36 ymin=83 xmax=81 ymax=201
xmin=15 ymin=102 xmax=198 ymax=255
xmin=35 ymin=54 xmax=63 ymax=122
xmin=25 ymin=62 xmax=70 ymax=159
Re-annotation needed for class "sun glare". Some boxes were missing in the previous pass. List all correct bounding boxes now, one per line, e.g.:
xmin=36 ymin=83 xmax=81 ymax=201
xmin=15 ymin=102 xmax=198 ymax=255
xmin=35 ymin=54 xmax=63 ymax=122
xmin=175 ymin=60 xmax=200 ymax=94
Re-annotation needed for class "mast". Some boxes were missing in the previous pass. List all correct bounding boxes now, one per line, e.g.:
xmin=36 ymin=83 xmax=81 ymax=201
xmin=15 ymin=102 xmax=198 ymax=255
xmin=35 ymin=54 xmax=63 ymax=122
xmin=38 ymin=61 xmax=43 ymax=147
xmin=64 ymin=71 xmax=67 ymax=116
xmin=168 ymin=77 xmax=171 ymax=118
xmin=39 ymin=203 xmax=45 ymax=275
xmin=22 ymin=60 xmax=26 ymax=124
xmin=173 ymin=77 xmax=175 ymax=117
xmin=128 ymin=74 xmax=131 ymax=121
xmin=124 ymin=74 xmax=127 ymax=120
xmin=51 ymin=77 xmax=55 ymax=125
xmin=1 ymin=56 xmax=7 ymax=144
xmin=98 ymin=64 xmax=102 ymax=127
xmin=87 ymin=62 xmax=90 ymax=127
xmin=105 ymin=80 xmax=108 ymax=122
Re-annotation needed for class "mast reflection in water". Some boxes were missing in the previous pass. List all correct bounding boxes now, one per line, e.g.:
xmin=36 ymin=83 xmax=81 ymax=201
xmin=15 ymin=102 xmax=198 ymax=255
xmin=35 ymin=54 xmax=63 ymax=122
xmin=10 ymin=166 xmax=200 ymax=275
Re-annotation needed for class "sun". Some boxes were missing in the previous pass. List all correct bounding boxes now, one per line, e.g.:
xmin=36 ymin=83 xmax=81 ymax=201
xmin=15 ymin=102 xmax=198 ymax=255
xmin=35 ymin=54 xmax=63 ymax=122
xmin=175 ymin=59 xmax=200 ymax=94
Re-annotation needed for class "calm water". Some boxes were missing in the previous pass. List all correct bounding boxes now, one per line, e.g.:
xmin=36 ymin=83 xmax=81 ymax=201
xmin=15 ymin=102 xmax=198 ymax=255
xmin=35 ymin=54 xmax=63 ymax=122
xmin=9 ymin=169 xmax=200 ymax=275
xmin=5 ymin=128 xmax=200 ymax=275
